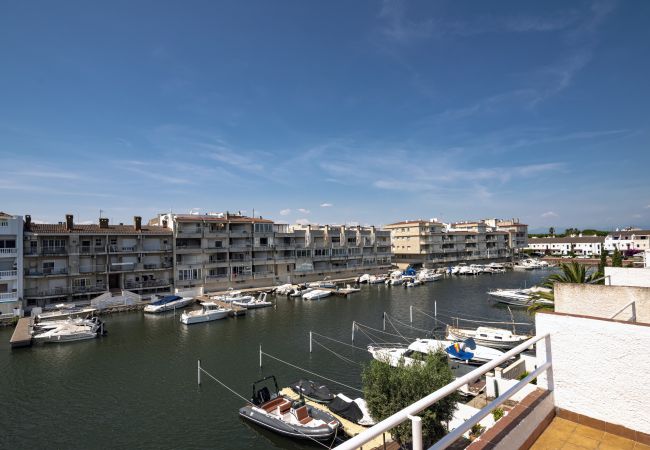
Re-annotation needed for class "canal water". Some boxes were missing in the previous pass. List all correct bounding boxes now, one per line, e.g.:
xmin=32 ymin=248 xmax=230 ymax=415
xmin=0 ymin=270 xmax=551 ymax=450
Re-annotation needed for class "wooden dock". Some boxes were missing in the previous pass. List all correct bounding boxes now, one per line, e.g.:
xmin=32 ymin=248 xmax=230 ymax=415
xmin=279 ymin=387 xmax=392 ymax=449
xmin=196 ymin=296 xmax=246 ymax=316
xmin=10 ymin=318 xmax=33 ymax=348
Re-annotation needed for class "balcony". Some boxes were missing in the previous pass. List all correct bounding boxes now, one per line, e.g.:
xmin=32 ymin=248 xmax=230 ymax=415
xmin=24 ymin=268 xmax=68 ymax=277
xmin=124 ymin=279 xmax=171 ymax=290
xmin=109 ymin=262 xmax=136 ymax=272
xmin=0 ymin=248 xmax=18 ymax=257
xmin=142 ymin=245 xmax=172 ymax=252
xmin=24 ymin=287 xmax=70 ymax=298
xmin=71 ymin=284 xmax=107 ymax=294
xmin=79 ymin=265 xmax=107 ymax=274
xmin=206 ymin=274 xmax=228 ymax=281
xmin=253 ymin=272 xmax=274 ymax=279
xmin=0 ymin=292 xmax=19 ymax=302
xmin=229 ymin=230 xmax=250 ymax=237
xmin=109 ymin=245 xmax=137 ymax=253
xmin=176 ymin=229 xmax=203 ymax=238
xmin=0 ymin=270 xmax=17 ymax=280
xmin=41 ymin=247 xmax=67 ymax=256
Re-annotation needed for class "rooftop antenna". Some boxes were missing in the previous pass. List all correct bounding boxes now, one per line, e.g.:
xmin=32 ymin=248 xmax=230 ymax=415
xmin=99 ymin=209 xmax=104 ymax=219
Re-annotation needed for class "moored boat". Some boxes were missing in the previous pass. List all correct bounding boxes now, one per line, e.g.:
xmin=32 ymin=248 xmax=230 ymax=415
xmin=447 ymin=325 xmax=531 ymax=349
xmin=233 ymin=293 xmax=273 ymax=309
xmin=144 ymin=295 xmax=195 ymax=313
xmin=32 ymin=317 xmax=105 ymax=343
xmin=302 ymin=289 xmax=331 ymax=300
xmin=368 ymin=338 xmax=506 ymax=366
xmin=180 ymin=302 xmax=231 ymax=324
xmin=239 ymin=375 xmax=340 ymax=442
xmin=289 ymin=379 xmax=335 ymax=403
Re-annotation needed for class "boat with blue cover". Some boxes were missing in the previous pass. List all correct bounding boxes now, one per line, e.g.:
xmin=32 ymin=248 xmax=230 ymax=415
xmin=144 ymin=295 xmax=194 ymax=313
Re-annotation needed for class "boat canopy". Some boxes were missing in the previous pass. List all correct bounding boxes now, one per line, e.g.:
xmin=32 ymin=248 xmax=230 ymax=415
xmin=290 ymin=379 xmax=335 ymax=403
xmin=328 ymin=395 xmax=363 ymax=423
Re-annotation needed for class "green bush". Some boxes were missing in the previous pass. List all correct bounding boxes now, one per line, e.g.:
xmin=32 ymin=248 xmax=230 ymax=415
xmin=492 ymin=407 xmax=504 ymax=421
xmin=362 ymin=349 xmax=458 ymax=447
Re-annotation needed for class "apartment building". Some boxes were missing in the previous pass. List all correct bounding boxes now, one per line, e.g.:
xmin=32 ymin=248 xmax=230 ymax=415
xmin=156 ymin=212 xmax=392 ymax=291
xmin=604 ymin=229 xmax=650 ymax=253
xmin=484 ymin=218 xmax=529 ymax=250
xmin=385 ymin=219 xmax=509 ymax=269
xmin=526 ymin=236 xmax=605 ymax=256
xmin=0 ymin=212 xmax=23 ymax=316
xmin=22 ymin=214 xmax=173 ymax=309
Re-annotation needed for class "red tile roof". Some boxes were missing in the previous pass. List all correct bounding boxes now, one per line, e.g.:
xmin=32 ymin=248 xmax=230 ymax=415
xmin=173 ymin=214 xmax=274 ymax=223
xmin=27 ymin=223 xmax=172 ymax=235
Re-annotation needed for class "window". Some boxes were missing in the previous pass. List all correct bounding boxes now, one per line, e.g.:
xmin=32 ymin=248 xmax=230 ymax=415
xmin=178 ymin=268 xmax=202 ymax=280
xmin=0 ymin=220 xmax=8 ymax=227
xmin=215 ymin=241 xmax=223 ymax=248
xmin=0 ymin=239 xmax=16 ymax=249
xmin=95 ymin=238 xmax=102 ymax=246
xmin=73 ymin=278 xmax=89 ymax=288
xmin=43 ymin=239 xmax=65 ymax=248
xmin=254 ymin=223 xmax=272 ymax=233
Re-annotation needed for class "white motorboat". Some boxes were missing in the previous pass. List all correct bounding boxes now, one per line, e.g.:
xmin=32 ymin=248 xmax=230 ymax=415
xmin=417 ymin=271 xmax=442 ymax=282
xmin=357 ymin=274 xmax=371 ymax=284
xmin=144 ymin=294 xmax=195 ymax=313
xmin=32 ymin=317 xmax=104 ymax=343
xmin=290 ymin=287 xmax=313 ymax=297
xmin=274 ymin=284 xmax=295 ymax=296
xmin=338 ymin=285 xmax=360 ymax=295
xmin=487 ymin=287 xmax=553 ymax=307
xmin=36 ymin=304 xmax=98 ymax=322
xmin=447 ymin=326 xmax=531 ymax=350
xmin=307 ymin=278 xmax=337 ymax=289
xmin=180 ymin=302 xmax=231 ymax=324
xmin=302 ymin=289 xmax=332 ymax=300
xmin=368 ymin=338 xmax=506 ymax=366
xmin=216 ymin=289 xmax=255 ymax=303
xmin=233 ymin=293 xmax=273 ymax=309
xmin=368 ymin=275 xmax=386 ymax=284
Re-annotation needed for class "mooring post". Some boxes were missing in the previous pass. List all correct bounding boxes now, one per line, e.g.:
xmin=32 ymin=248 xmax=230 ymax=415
xmin=383 ymin=312 xmax=386 ymax=331
xmin=351 ymin=321 xmax=355 ymax=343
xmin=410 ymin=305 xmax=413 ymax=323
xmin=309 ymin=331 xmax=313 ymax=353
xmin=197 ymin=359 xmax=201 ymax=386
xmin=259 ymin=344 xmax=262 ymax=368
xmin=435 ymin=300 xmax=437 ymax=320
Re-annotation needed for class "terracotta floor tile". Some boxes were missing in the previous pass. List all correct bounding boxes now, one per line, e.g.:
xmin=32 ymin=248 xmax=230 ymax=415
xmin=600 ymin=444 xmax=631 ymax=450
xmin=566 ymin=433 xmax=600 ymax=449
xmin=544 ymin=429 xmax=574 ymax=442
xmin=634 ymin=444 xmax=650 ymax=450
xmin=552 ymin=418 xmax=578 ymax=432
xmin=561 ymin=443 xmax=587 ymax=450
xmin=573 ymin=424 xmax=604 ymax=440
xmin=532 ymin=437 xmax=567 ymax=449
xmin=601 ymin=433 xmax=636 ymax=450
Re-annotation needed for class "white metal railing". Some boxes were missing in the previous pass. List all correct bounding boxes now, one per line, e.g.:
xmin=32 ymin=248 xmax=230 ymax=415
xmin=334 ymin=333 xmax=552 ymax=450
xmin=0 ymin=248 xmax=18 ymax=255
xmin=610 ymin=300 xmax=637 ymax=322
xmin=0 ymin=270 xmax=17 ymax=278
xmin=0 ymin=292 xmax=18 ymax=301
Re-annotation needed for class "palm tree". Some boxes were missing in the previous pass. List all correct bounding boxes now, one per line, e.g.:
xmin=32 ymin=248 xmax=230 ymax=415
xmin=528 ymin=262 xmax=600 ymax=313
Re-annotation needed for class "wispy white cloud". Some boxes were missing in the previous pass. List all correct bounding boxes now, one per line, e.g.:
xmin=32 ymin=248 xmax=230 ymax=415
xmin=298 ymin=208 xmax=310 ymax=214
xmin=541 ymin=211 xmax=559 ymax=218
xmin=320 ymin=203 xmax=333 ymax=208
xmin=295 ymin=218 xmax=311 ymax=225
xmin=279 ymin=209 xmax=291 ymax=216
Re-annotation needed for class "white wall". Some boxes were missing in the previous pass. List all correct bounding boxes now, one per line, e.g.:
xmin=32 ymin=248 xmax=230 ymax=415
xmin=555 ymin=282 xmax=650 ymax=323
xmin=536 ymin=313 xmax=650 ymax=434
xmin=605 ymin=266 xmax=650 ymax=287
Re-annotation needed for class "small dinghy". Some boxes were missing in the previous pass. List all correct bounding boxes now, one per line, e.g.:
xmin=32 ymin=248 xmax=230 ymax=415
xmin=239 ymin=375 xmax=341 ymax=442
xmin=328 ymin=393 xmax=376 ymax=427
xmin=289 ymin=379 xmax=335 ymax=403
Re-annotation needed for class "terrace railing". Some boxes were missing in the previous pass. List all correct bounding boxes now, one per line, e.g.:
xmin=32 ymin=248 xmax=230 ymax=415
xmin=334 ymin=333 xmax=552 ymax=450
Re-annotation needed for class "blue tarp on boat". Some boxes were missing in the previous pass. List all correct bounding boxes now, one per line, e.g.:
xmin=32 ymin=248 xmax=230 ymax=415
xmin=149 ymin=295 xmax=182 ymax=306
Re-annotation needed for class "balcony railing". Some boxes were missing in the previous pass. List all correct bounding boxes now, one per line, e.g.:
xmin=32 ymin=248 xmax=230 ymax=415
xmin=206 ymin=274 xmax=228 ymax=281
xmin=0 ymin=292 xmax=19 ymax=302
xmin=0 ymin=248 xmax=18 ymax=256
xmin=71 ymin=284 xmax=106 ymax=294
xmin=79 ymin=266 xmax=107 ymax=274
xmin=109 ymin=245 xmax=137 ymax=253
xmin=334 ymin=333 xmax=552 ymax=450
xmin=42 ymin=247 xmax=67 ymax=255
xmin=0 ymin=270 xmax=17 ymax=279
xmin=25 ymin=268 xmax=68 ymax=276
xmin=109 ymin=262 xmax=136 ymax=272
xmin=124 ymin=279 xmax=171 ymax=289
xmin=24 ymin=287 xmax=70 ymax=297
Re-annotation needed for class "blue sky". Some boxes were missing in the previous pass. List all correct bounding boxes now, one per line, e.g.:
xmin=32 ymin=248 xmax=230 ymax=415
xmin=1 ymin=0 xmax=649 ymax=231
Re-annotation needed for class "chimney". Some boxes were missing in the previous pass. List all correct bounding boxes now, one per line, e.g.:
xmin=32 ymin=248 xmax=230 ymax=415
xmin=162 ymin=219 xmax=168 ymax=228
xmin=134 ymin=216 xmax=142 ymax=231
xmin=99 ymin=218 xmax=109 ymax=229
xmin=25 ymin=215 xmax=32 ymax=231
xmin=65 ymin=214 xmax=74 ymax=231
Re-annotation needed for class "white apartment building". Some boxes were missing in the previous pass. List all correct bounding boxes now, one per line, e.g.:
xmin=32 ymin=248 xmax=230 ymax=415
xmin=604 ymin=229 xmax=650 ymax=253
xmin=385 ymin=219 xmax=510 ymax=269
xmin=156 ymin=212 xmax=392 ymax=291
xmin=0 ymin=212 xmax=23 ymax=316
xmin=526 ymin=236 xmax=604 ymax=256
xmin=23 ymin=214 xmax=173 ymax=309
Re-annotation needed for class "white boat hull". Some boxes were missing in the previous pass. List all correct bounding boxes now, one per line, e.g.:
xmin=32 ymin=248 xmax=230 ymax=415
xmin=181 ymin=310 xmax=229 ymax=324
